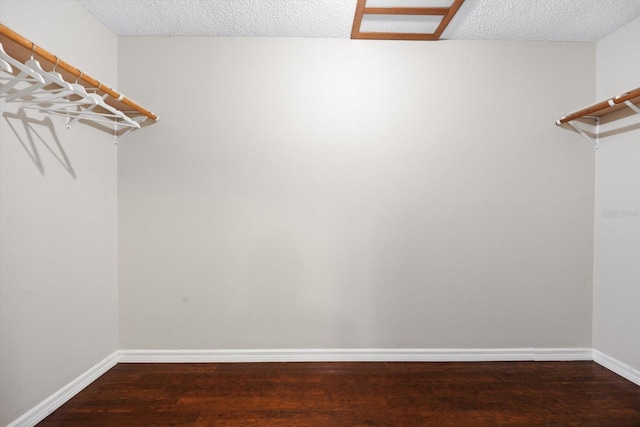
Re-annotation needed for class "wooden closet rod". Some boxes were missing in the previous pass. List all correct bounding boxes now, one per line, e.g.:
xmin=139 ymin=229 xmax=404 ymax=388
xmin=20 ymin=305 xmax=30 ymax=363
xmin=557 ymin=87 xmax=640 ymax=125
xmin=0 ymin=23 xmax=158 ymax=121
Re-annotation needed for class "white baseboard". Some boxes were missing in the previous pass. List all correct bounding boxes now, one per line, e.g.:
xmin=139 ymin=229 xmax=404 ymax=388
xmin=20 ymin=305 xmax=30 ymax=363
xmin=10 ymin=347 xmax=636 ymax=427
xmin=118 ymin=347 xmax=593 ymax=363
xmin=533 ymin=348 xmax=594 ymax=361
xmin=593 ymin=349 xmax=640 ymax=386
xmin=8 ymin=351 xmax=118 ymax=427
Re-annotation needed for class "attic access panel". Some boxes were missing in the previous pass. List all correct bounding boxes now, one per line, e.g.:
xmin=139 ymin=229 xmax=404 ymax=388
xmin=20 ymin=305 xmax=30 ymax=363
xmin=351 ymin=0 xmax=465 ymax=40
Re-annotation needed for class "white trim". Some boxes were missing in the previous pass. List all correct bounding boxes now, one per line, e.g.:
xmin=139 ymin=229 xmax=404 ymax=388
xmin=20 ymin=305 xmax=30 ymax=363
xmin=593 ymin=349 xmax=640 ymax=386
xmin=533 ymin=348 xmax=593 ymax=361
xmin=118 ymin=347 xmax=593 ymax=363
xmin=8 ymin=352 xmax=118 ymax=427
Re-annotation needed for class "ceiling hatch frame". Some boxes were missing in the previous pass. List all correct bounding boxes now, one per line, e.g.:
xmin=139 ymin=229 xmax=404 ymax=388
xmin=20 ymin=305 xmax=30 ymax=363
xmin=351 ymin=0 xmax=466 ymax=41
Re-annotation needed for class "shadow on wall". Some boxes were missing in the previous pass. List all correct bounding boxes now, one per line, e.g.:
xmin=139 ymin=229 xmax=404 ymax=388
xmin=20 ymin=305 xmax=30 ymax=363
xmin=2 ymin=107 xmax=75 ymax=178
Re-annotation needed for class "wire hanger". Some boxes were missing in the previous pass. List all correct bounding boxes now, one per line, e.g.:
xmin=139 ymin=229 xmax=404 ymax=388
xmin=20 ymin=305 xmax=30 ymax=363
xmin=5 ymin=47 xmax=72 ymax=101
xmin=8 ymin=58 xmax=138 ymax=130
xmin=0 ymin=41 xmax=45 ymax=96
xmin=0 ymin=50 xmax=11 ymax=73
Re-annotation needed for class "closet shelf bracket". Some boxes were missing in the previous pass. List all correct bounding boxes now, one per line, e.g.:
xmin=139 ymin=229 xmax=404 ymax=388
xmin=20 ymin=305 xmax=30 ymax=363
xmin=114 ymin=119 xmax=145 ymax=145
xmin=565 ymin=118 xmax=599 ymax=150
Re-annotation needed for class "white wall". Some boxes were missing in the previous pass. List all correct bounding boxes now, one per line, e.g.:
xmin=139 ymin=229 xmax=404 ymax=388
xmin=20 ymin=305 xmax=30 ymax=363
xmin=117 ymin=37 xmax=595 ymax=350
xmin=594 ymin=17 xmax=640 ymax=373
xmin=0 ymin=1 xmax=118 ymax=425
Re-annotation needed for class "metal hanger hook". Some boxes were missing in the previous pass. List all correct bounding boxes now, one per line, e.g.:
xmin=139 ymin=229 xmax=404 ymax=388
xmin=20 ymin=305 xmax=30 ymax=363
xmin=75 ymin=71 xmax=83 ymax=84
xmin=53 ymin=57 xmax=59 ymax=72
xmin=30 ymin=42 xmax=36 ymax=60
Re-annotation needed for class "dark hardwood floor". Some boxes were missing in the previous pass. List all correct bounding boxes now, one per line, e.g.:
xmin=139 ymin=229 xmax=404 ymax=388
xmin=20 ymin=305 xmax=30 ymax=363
xmin=38 ymin=361 xmax=640 ymax=426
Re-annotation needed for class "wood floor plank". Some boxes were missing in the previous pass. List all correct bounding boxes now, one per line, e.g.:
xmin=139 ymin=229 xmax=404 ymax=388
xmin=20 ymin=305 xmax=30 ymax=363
xmin=37 ymin=361 xmax=640 ymax=426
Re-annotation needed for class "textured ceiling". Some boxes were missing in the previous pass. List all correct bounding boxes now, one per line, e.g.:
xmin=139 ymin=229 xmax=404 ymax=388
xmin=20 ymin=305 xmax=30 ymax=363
xmin=77 ymin=0 xmax=640 ymax=42
xmin=445 ymin=0 xmax=640 ymax=41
